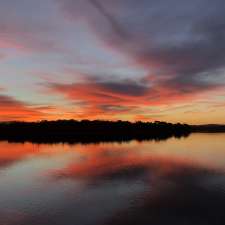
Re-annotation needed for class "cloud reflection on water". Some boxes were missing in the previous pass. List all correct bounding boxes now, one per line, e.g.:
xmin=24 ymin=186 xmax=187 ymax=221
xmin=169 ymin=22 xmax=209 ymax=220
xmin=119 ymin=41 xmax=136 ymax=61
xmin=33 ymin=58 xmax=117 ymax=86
xmin=0 ymin=134 xmax=225 ymax=225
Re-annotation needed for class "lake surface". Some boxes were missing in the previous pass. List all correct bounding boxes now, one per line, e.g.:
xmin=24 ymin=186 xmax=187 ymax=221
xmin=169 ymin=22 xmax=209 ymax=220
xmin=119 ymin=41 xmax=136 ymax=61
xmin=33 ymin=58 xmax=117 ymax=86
xmin=0 ymin=133 xmax=225 ymax=225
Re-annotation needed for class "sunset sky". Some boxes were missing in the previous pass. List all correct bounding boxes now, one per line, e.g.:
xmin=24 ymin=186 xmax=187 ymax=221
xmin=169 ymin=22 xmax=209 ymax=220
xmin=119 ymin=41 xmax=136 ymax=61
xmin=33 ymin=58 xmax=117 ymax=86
xmin=0 ymin=0 xmax=225 ymax=124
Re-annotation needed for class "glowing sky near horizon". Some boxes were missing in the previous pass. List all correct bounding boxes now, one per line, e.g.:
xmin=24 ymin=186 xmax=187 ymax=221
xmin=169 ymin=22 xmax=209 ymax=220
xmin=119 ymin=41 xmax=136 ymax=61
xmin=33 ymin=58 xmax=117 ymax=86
xmin=0 ymin=0 xmax=225 ymax=124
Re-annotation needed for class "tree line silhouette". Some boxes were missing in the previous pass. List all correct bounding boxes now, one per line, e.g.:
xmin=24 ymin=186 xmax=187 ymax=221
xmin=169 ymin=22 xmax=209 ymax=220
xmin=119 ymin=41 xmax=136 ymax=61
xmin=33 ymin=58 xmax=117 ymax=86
xmin=0 ymin=120 xmax=191 ymax=144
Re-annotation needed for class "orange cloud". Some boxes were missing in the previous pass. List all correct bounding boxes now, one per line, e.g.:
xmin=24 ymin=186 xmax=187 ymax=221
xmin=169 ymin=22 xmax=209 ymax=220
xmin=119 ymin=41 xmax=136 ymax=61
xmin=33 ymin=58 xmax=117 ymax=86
xmin=0 ymin=94 xmax=49 ymax=121
xmin=46 ymin=75 xmax=219 ymax=121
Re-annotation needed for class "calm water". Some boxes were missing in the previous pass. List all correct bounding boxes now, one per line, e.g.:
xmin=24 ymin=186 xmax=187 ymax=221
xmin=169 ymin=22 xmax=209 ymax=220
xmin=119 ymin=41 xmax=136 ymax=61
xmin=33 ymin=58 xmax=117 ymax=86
xmin=0 ymin=133 xmax=225 ymax=225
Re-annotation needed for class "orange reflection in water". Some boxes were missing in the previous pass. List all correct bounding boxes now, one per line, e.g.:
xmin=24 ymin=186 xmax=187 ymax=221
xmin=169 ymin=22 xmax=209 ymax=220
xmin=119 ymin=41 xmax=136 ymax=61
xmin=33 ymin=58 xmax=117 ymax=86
xmin=51 ymin=141 xmax=215 ymax=182
xmin=0 ymin=142 xmax=37 ymax=168
xmin=0 ymin=142 xmax=75 ymax=171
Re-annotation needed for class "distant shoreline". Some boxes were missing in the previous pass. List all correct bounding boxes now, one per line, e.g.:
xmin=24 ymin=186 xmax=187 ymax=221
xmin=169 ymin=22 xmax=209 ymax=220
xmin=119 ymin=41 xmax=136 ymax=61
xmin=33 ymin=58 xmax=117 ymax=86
xmin=191 ymin=124 xmax=225 ymax=133
xmin=0 ymin=120 xmax=224 ymax=144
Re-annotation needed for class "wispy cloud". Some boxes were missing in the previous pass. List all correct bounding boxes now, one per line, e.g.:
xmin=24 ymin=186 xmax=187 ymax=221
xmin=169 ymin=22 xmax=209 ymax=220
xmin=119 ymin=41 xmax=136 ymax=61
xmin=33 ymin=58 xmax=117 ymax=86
xmin=58 ymin=0 xmax=225 ymax=95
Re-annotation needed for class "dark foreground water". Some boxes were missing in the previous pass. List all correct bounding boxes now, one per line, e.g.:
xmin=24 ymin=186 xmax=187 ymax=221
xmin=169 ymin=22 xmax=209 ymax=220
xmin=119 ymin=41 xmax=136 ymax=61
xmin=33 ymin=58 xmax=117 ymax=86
xmin=0 ymin=133 xmax=225 ymax=225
